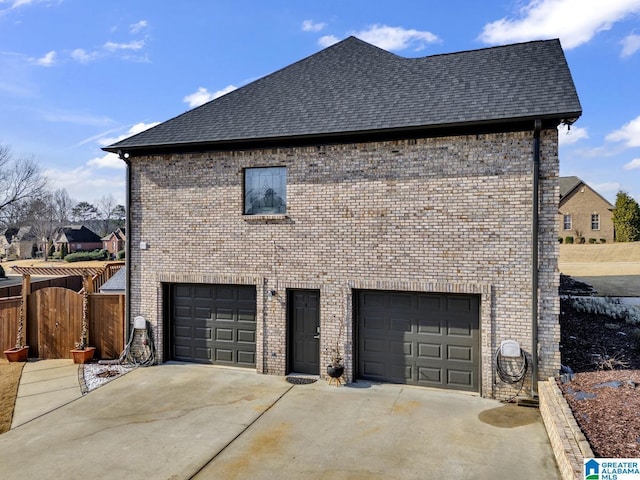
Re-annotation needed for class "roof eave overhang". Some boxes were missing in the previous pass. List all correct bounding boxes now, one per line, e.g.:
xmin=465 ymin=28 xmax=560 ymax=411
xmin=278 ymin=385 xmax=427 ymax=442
xmin=103 ymin=112 xmax=581 ymax=158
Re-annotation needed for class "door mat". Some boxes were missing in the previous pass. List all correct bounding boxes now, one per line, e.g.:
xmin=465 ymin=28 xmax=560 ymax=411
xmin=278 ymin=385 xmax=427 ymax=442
xmin=286 ymin=376 xmax=318 ymax=385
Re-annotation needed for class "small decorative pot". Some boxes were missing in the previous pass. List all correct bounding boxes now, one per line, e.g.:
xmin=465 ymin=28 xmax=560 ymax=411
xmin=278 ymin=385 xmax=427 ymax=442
xmin=4 ymin=346 xmax=29 ymax=362
xmin=327 ymin=365 xmax=344 ymax=378
xmin=70 ymin=346 xmax=96 ymax=364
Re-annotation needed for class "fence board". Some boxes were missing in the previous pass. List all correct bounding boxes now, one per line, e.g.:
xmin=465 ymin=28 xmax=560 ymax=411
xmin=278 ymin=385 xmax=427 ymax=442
xmin=0 ymin=297 xmax=22 ymax=351
xmin=89 ymin=294 xmax=125 ymax=359
xmin=0 ymin=276 xmax=82 ymax=299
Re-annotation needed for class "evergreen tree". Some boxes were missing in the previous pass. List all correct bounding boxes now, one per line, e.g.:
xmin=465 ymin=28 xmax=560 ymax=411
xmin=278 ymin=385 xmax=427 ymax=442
xmin=612 ymin=191 xmax=640 ymax=242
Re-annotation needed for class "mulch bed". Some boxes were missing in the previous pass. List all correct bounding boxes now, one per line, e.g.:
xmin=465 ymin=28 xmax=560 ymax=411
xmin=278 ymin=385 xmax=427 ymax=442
xmin=559 ymin=274 xmax=640 ymax=458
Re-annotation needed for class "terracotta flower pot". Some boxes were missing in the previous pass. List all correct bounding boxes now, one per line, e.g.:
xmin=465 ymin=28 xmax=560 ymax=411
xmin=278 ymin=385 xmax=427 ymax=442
xmin=4 ymin=346 xmax=29 ymax=362
xmin=70 ymin=346 xmax=96 ymax=364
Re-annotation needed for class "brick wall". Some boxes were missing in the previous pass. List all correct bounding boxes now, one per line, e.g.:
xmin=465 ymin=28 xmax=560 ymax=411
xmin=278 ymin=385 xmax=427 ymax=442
xmin=128 ymin=128 xmax=560 ymax=399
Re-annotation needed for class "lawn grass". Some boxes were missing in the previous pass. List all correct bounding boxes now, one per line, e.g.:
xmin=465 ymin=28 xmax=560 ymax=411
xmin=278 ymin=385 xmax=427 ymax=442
xmin=0 ymin=358 xmax=24 ymax=434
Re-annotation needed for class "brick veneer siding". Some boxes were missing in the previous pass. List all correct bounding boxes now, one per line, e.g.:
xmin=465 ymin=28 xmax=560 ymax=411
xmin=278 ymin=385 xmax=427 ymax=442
xmin=558 ymin=186 xmax=614 ymax=243
xmin=128 ymin=129 xmax=560 ymax=399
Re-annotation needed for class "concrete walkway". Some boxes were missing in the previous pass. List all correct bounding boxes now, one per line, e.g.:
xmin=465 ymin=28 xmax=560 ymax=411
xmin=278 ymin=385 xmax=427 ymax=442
xmin=1 ymin=362 xmax=560 ymax=479
xmin=11 ymin=359 xmax=83 ymax=429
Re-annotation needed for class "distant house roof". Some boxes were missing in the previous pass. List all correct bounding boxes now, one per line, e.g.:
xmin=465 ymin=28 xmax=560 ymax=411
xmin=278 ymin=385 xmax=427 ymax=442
xmin=57 ymin=225 xmax=102 ymax=244
xmin=559 ymin=176 xmax=614 ymax=208
xmin=104 ymin=37 xmax=581 ymax=156
xmin=99 ymin=267 xmax=125 ymax=293
xmin=101 ymin=228 xmax=126 ymax=242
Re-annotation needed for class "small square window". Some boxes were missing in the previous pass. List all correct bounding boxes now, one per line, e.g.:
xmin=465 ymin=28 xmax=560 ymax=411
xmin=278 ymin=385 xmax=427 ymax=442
xmin=563 ymin=214 xmax=572 ymax=230
xmin=591 ymin=213 xmax=600 ymax=230
xmin=244 ymin=167 xmax=287 ymax=215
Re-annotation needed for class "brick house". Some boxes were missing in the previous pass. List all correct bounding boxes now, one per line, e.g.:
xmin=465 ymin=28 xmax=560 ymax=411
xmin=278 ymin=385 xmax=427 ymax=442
xmin=558 ymin=176 xmax=614 ymax=243
xmin=102 ymin=227 xmax=126 ymax=258
xmin=55 ymin=225 xmax=103 ymax=254
xmin=105 ymin=37 xmax=581 ymax=398
xmin=1 ymin=226 xmax=36 ymax=259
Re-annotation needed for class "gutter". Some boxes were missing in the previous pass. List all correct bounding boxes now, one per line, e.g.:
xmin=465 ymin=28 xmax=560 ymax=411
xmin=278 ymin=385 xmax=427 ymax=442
xmin=531 ymin=119 xmax=541 ymax=397
xmin=118 ymin=151 xmax=132 ymax=353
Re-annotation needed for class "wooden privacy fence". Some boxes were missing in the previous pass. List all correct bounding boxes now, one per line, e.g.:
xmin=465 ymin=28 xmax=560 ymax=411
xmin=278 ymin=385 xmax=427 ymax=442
xmin=1 ymin=285 xmax=125 ymax=360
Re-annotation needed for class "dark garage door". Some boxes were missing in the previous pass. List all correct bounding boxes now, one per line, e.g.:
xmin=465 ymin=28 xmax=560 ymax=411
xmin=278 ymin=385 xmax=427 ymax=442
xmin=357 ymin=290 xmax=479 ymax=391
xmin=171 ymin=284 xmax=256 ymax=367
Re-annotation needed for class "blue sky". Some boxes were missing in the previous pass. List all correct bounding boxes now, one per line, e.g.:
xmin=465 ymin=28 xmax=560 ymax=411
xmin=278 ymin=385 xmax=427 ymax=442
xmin=1 ymin=0 xmax=639 ymax=206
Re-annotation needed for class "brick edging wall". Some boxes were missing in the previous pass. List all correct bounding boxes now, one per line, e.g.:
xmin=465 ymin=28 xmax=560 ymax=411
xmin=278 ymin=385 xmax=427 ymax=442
xmin=539 ymin=377 xmax=593 ymax=480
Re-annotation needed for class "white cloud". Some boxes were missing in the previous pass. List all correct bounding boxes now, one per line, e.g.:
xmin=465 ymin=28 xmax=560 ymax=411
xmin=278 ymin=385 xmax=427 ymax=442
xmin=591 ymin=181 xmax=623 ymax=200
xmin=43 ymin=165 xmax=126 ymax=205
xmin=557 ymin=124 xmax=589 ymax=145
xmin=87 ymin=152 xmax=125 ymax=169
xmin=621 ymin=33 xmax=640 ymax=56
xmin=104 ymin=40 xmax=145 ymax=51
xmin=624 ymin=158 xmax=640 ymax=170
xmin=302 ymin=20 xmax=326 ymax=32
xmin=183 ymin=85 xmax=237 ymax=108
xmin=479 ymin=0 xmax=640 ymax=49
xmin=130 ymin=20 xmax=148 ymax=34
xmin=71 ymin=48 xmax=98 ymax=64
xmin=354 ymin=25 xmax=439 ymax=51
xmin=318 ymin=35 xmax=340 ymax=48
xmin=606 ymin=115 xmax=640 ymax=147
xmin=32 ymin=50 xmax=55 ymax=66
xmin=98 ymin=121 xmax=161 ymax=147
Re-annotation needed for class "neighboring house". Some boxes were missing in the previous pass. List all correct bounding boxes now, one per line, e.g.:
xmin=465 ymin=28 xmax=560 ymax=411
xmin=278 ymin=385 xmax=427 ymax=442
xmin=0 ymin=226 xmax=37 ymax=259
xmin=558 ymin=176 xmax=614 ymax=243
xmin=105 ymin=38 xmax=581 ymax=399
xmin=55 ymin=225 xmax=103 ymax=254
xmin=102 ymin=228 xmax=126 ymax=258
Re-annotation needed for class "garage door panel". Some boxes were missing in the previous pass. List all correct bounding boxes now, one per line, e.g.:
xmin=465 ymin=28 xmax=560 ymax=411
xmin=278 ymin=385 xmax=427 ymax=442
xmin=389 ymin=340 xmax=412 ymax=356
xmin=418 ymin=366 xmax=442 ymax=384
xmin=362 ymin=360 xmax=385 ymax=377
xmin=215 ymin=348 xmax=234 ymax=363
xmin=447 ymin=296 xmax=473 ymax=313
xmin=418 ymin=295 xmax=443 ymax=311
xmin=418 ymin=342 xmax=442 ymax=359
xmin=448 ymin=345 xmax=473 ymax=362
xmin=237 ymin=329 xmax=255 ymax=343
xmin=171 ymin=284 xmax=256 ymax=367
xmin=448 ymin=369 xmax=473 ymax=387
xmin=362 ymin=337 xmax=385 ymax=354
xmin=358 ymin=290 xmax=479 ymax=391
xmin=362 ymin=314 xmax=386 ymax=331
xmin=237 ymin=350 xmax=255 ymax=366
xmin=215 ymin=327 xmax=234 ymax=342
xmin=388 ymin=364 xmax=412 ymax=382
xmin=448 ymin=321 xmax=473 ymax=337
xmin=417 ymin=318 xmax=442 ymax=334
xmin=389 ymin=317 xmax=412 ymax=332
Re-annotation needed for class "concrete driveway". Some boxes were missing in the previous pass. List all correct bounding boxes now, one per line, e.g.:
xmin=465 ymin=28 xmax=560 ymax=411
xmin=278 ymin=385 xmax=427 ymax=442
xmin=0 ymin=363 xmax=559 ymax=479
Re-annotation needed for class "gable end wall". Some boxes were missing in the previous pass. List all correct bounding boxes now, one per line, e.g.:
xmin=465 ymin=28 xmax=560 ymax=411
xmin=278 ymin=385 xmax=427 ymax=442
xmin=128 ymin=129 xmax=560 ymax=399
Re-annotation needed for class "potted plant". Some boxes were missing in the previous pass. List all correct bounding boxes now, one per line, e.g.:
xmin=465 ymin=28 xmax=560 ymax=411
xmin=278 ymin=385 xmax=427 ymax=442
xmin=70 ymin=273 xmax=95 ymax=364
xmin=4 ymin=298 xmax=29 ymax=362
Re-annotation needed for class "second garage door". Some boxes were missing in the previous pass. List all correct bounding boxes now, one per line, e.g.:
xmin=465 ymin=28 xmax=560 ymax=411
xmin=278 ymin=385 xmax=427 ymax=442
xmin=170 ymin=284 xmax=256 ymax=367
xmin=357 ymin=290 xmax=479 ymax=392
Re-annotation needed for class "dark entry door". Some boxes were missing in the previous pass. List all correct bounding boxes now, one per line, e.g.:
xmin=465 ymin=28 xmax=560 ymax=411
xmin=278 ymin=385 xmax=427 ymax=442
xmin=289 ymin=290 xmax=320 ymax=374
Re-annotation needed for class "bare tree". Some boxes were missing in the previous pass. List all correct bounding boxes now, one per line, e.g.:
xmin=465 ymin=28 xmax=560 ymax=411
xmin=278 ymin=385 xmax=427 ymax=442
xmin=0 ymin=143 xmax=48 ymax=227
xmin=96 ymin=194 xmax=124 ymax=236
xmin=19 ymin=194 xmax=59 ymax=260
xmin=52 ymin=188 xmax=75 ymax=225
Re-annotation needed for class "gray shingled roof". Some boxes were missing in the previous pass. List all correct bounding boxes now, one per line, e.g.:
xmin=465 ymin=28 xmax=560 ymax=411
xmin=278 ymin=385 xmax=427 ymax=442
xmin=105 ymin=37 xmax=581 ymax=153
xmin=559 ymin=176 xmax=582 ymax=199
xmin=99 ymin=267 xmax=125 ymax=293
